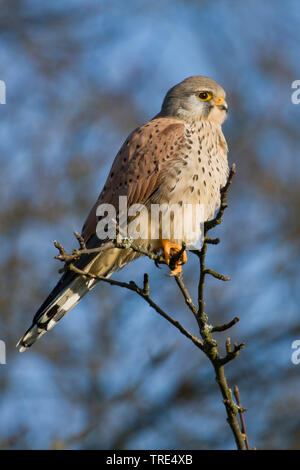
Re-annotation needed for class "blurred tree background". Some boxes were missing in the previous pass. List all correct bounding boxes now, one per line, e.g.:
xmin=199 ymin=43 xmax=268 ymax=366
xmin=0 ymin=0 xmax=300 ymax=450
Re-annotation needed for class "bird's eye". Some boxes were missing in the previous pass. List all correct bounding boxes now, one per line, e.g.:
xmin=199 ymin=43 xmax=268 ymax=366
xmin=197 ymin=91 xmax=212 ymax=101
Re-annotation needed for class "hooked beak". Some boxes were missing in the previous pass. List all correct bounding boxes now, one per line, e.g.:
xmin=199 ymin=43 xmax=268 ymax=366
xmin=213 ymin=96 xmax=228 ymax=112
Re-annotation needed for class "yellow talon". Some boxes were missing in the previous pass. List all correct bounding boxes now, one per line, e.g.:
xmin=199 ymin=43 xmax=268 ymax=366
xmin=161 ymin=239 xmax=187 ymax=275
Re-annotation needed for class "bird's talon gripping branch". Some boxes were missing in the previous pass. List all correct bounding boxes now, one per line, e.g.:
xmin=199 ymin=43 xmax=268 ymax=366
xmin=161 ymin=239 xmax=187 ymax=276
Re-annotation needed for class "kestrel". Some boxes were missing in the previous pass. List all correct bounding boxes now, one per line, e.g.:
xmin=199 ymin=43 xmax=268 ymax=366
xmin=17 ymin=76 xmax=229 ymax=352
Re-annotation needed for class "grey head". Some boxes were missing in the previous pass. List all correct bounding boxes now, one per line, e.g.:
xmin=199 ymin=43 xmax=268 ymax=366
xmin=161 ymin=75 xmax=228 ymax=124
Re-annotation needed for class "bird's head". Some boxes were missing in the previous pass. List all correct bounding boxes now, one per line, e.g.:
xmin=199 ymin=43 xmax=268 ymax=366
xmin=161 ymin=75 xmax=228 ymax=125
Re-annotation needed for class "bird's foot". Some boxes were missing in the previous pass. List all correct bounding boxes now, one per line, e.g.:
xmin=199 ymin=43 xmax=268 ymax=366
xmin=161 ymin=239 xmax=187 ymax=276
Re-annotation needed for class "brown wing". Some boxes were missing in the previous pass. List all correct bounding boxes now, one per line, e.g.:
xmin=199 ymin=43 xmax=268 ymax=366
xmin=82 ymin=116 xmax=186 ymax=244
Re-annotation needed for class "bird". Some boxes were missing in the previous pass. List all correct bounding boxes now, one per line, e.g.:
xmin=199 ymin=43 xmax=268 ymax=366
xmin=17 ymin=75 xmax=229 ymax=352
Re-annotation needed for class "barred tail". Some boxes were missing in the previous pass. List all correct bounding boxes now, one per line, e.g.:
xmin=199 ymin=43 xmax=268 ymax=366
xmin=17 ymin=275 xmax=97 ymax=352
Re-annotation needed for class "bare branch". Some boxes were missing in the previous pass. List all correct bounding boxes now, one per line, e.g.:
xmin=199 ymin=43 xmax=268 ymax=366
xmin=204 ymin=268 xmax=231 ymax=281
xmin=68 ymin=264 xmax=204 ymax=351
xmin=74 ymin=231 xmax=86 ymax=250
xmin=212 ymin=317 xmax=240 ymax=333
xmin=53 ymin=163 xmax=251 ymax=450
xmin=174 ymin=275 xmax=198 ymax=319
xmin=234 ymin=386 xmax=251 ymax=450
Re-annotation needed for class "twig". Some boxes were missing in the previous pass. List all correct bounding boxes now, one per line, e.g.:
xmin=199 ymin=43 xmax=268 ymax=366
xmin=171 ymin=165 xmax=248 ymax=449
xmin=234 ymin=386 xmax=251 ymax=450
xmin=194 ymin=165 xmax=247 ymax=450
xmin=211 ymin=317 xmax=239 ymax=332
xmin=68 ymin=263 xmax=203 ymax=350
xmin=169 ymin=242 xmax=187 ymax=271
xmin=54 ymin=237 xmax=166 ymax=266
xmin=204 ymin=267 xmax=230 ymax=281
xmin=174 ymin=275 xmax=198 ymax=319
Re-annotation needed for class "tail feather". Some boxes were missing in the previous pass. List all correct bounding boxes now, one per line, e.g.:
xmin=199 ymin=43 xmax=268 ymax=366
xmin=17 ymin=275 xmax=97 ymax=352
xmin=17 ymin=245 xmax=124 ymax=352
